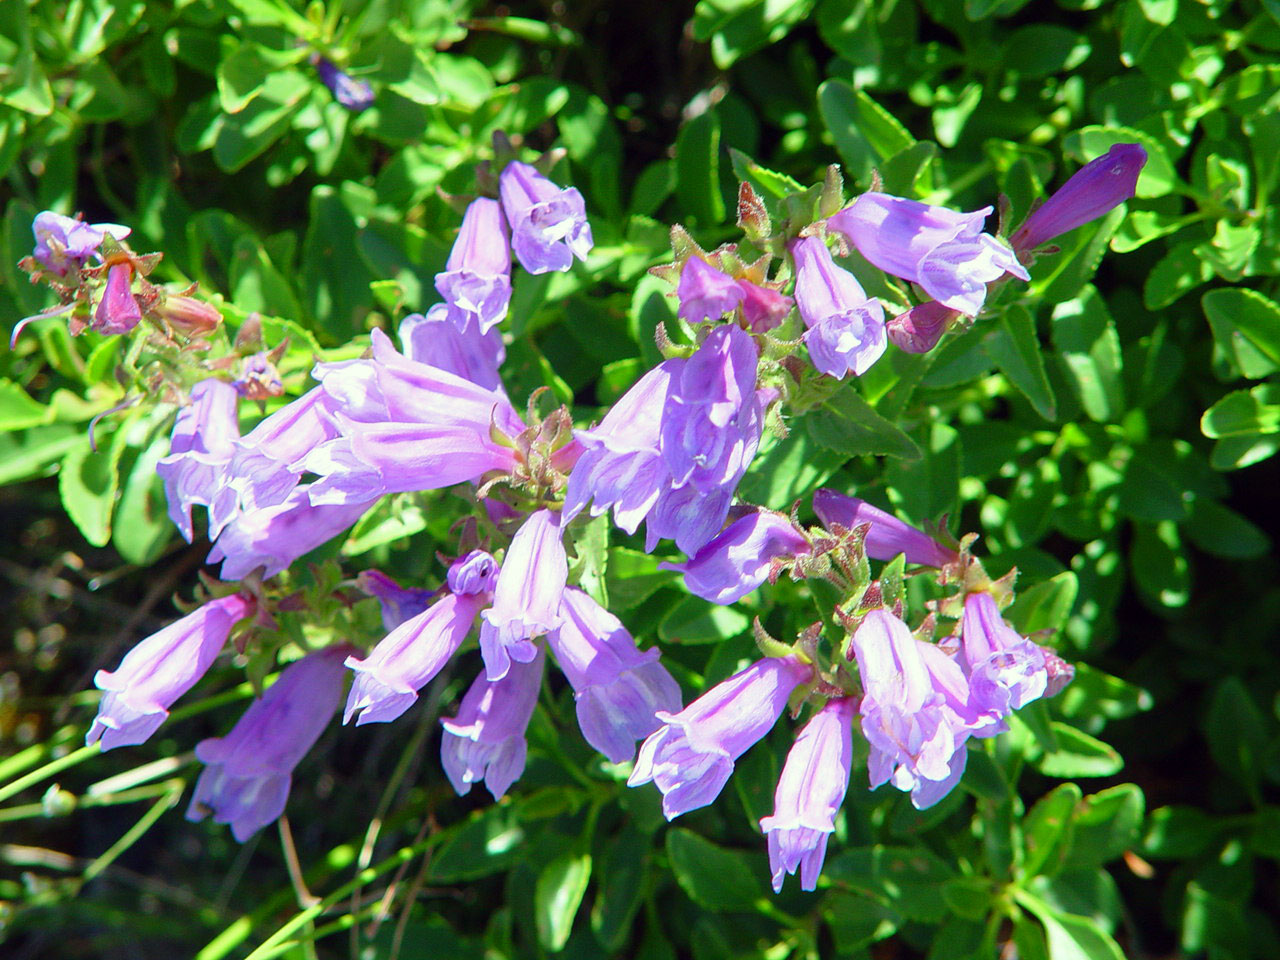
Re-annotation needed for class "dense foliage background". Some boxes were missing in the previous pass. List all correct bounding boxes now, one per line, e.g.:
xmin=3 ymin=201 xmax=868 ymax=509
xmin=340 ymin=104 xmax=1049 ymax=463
xmin=2 ymin=0 xmax=1279 ymax=958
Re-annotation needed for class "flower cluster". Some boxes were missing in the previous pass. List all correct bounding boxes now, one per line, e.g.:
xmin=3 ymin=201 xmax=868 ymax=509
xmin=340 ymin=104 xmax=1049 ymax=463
xmin=28 ymin=141 xmax=1145 ymax=893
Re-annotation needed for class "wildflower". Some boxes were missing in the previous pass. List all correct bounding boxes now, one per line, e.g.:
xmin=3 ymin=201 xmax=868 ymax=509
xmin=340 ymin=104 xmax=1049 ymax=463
xmin=399 ymin=306 xmax=506 ymax=391
xmin=313 ymin=56 xmax=374 ymax=111
xmin=208 ymin=487 xmax=376 ymax=581
xmin=186 ymin=647 xmax=348 ymax=841
xmin=790 ymin=236 xmax=886 ymax=379
xmin=441 ymin=648 xmax=546 ymax=800
xmin=157 ymin=379 xmax=242 ymax=542
xmin=660 ymin=510 xmax=810 ymax=605
xmin=31 ymin=211 xmax=129 ymax=276
xmin=960 ymin=592 xmax=1053 ymax=723
xmin=812 ymin=490 xmax=957 ymax=568
xmin=158 ymin=295 xmax=222 ymax=338
xmin=357 ymin=570 xmax=436 ymax=629
xmin=760 ymin=697 xmax=856 ymax=892
xmin=225 ymin=386 xmax=339 ymax=513
xmin=232 ymin=353 xmax=284 ymax=401
xmin=886 ymin=301 xmax=958 ymax=354
xmin=447 ymin=549 xmax=501 ymax=596
xmin=479 ymin=509 xmax=567 ymax=680
xmin=343 ymin=591 xmax=487 ymax=726
xmin=498 ymin=161 xmax=593 ymax=274
xmin=850 ymin=610 xmax=969 ymax=809
xmin=86 ymin=594 xmax=253 ymax=751
xmin=92 ymin=262 xmax=142 ymax=335
xmin=434 ymin=197 xmax=512 ymax=334
xmin=738 ymin=279 xmax=794 ymax=333
xmin=1010 ymin=144 xmax=1148 ymax=254
xmin=547 ymin=589 xmax=682 ymax=763
xmin=629 ymin=655 xmax=813 ymax=820
xmin=677 ymin=257 xmax=744 ymax=325
xmin=828 ymin=194 xmax=1028 ymax=316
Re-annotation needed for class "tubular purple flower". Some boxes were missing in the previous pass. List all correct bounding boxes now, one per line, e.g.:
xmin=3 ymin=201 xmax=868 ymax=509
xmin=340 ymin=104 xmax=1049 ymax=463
xmin=435 ymin=197 xmax=512 ymax=334
xmin=498 ymin=161 xmax=593 ymax=274
xmin=660 ymin=510 xmax=810 ymax=605
xmin=479 ymin=509 xmax=567 ymax=680
xmin=399 ymin=306 xmax=506 ymax=390
xmin=208 ymin=487 xmax=376 ymax=581
xmin=447 ymin=549 xmax=500 ymax=596
xmin=760 ymin=697 xmax=856 ymax=892
xmin=738 ymin=279 xmax=794 ymax=333
xmin=790 ymin=236 xmax=887 ymax=379
xmin=628 ymin=655 xmax=813 ymax=820
xmin=313 ymin=56 xmax=374 ymax=111
xmin=32 ymin=211 xmax=130 ymax=275
xmin=547 ymin=588 xmax=683 ymax=763
xmin=1010 ymin=144 xmax=1148 ymax=253
xmin=225 ymin=386 xmax=340 ymax=512
xmin=644 ymin=483 xmax=736 ymax=557
xmin=92 ymin=262 xmax=142 ymax=335
xmin=677 ymin=257 xmax=744 ymax=325
xmin=813 ymin=490 xmax=957 ymax=568
xmin=886 ymin=301 xmax=959 ymax=354
xmin=850 ymin=610 xmax=969 ymax=809
xmin=829 ymin=194 xmax=1029 ymax=316
xmin=344 ymin=592 xmax=486 ymax=726
xmin=357 ymin=570 xmax=437 ymax=629
xmin=441 ymin=648 xmax=546 ymax=800
xmin=186 ymin=646 xmax=348 ymax=841
xmin=157 ymin=379 xmax=241 ymax=542
xmin=960 ymin=592 xmax=1051 ymax=721
xmin=87 ymin=594 xmax=253 ymax=750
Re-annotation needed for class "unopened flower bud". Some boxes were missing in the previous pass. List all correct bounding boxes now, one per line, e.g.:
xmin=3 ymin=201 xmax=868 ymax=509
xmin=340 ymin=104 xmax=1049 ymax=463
xmin=1010 ymin=144 xmax=1147 ymax=253
xmin=160 ymin=295 xmax=222 ymax=337
xmin=92 ymin=262 xmax=142 ymax=335
xmin=886 ymin=301 xmax=958 ymax=354
xmin=233 ymin=353 xmax=284 ymax=401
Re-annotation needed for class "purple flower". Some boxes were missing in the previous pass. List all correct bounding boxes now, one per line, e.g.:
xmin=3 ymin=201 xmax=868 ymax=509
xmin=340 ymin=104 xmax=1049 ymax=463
xmin=87 ymin=594 xmax=252 ymax=751
xmin=225 ymin=386 xmax=340 ymax=512
xmin=760 ymin=696 xmax=856 ymax=892
xmin=435 ymin=197 xmax=512 ymax=334
xmin=479 ymin=509 xmax=566 ymax=680
xmin=313 ymin=56 xmax=374 ymax=111
xmin=850 ymin=610 xmax=969 ymax=809
xmin=960 ymin=592 xmax=1052 ymax=722
xmin=828 ymin=194 xmax=1028 ymax=317
xmin=660 ymin=510 xmax=810 ymax=605
xmin=886 ymin=301 xmax=958 ymax=354
xmin=399 ymin=306 xmax=506 ymax=391
xmin=790 ymin=236 xmax=886 ymax=379
xmin=677 ymin=257 xmax=744 ymax=324
xmin=812 ymin=490 xmax=957 ymax=568
xmin=300 ymin=330 xmax=524 ymax=506
xmin=738 ymin=279 xmax=794 ymax=333
xmin=629 ymin=655 xmax=813 ymax=820
xmin=441 ymin=648 xmax=546 ymax=800
xmin=357 ymin=570 xmax=437 ymax=629
xmin=547 ymin=588 xmax=682 ymax=763
xmin=344 ymin=592 xmax=486 ymax=726
xmin=564 ymin=360 xmax=677 ymax=533
xmin=1010 ymin=144 xmax=1148 ymax=253
xmin=186 ymin=646 xmax=348 ymax=841
xmin=31 ymin=211 xmax=129 ymax=276
xmin=232 ymin=353 xmax=283 ymax=401
xmin=447 ymin=549 xmax=500 ymax=596
xmin=208 ymin=488 xmax=376 ymax=581
xmin=157 ymin=379 xmax=242 ymax=542
xmin=92 ymin=262 xmax=142 ymax=335
xmin=498 ymin=161 xmax=593 ymax=274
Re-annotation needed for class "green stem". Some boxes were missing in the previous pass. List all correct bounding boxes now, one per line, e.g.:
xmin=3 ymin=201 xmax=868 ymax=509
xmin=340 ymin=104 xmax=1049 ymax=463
xmin=0 ymin=744 xmax=100 ymax=805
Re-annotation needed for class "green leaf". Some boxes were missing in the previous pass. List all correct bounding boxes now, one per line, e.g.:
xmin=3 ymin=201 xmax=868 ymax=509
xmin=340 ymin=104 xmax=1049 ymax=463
xmin=1007 ymin=572 xmax=1078 ymax=637
xmin=1142 ymin=805 xmax=1223 ymax=860
xmin=58 ymin=432 xmax=126 ymax=548
xmin=818 ymin=79 xmax=914 ymax=182
xmin=1202 ymin=288 xmax=1280 ymax=368
xmin=1003 ymin=25 xmax=1090 ymax=78
xmin=1062 ymin=783 xmax=1144 ymax=872
xmin=1051 ymin=287 xmax=1124 ymax=423
xmin=0 ymin=3 xmax=54 ymax=116
xmin=676 ymin=111 xmax=725 ymax=226
xmin=692 ymin=0 xmax=816 ymax=68
xmin=823 ymin=845 xmax=954 ymax=922
xmin=590 ymin=825 xmax=647 ymax=952
xmin=0 ymin=379 xmax=48 ymax=431
xmin=1183 ymin=498 xmax=1269 ymax=559
xmin=738 ymin=427 xmax=846 ymax=507
xmin=665 ymin=828 xmax=762 ymax=912
xmin=0 ymin=424 xmax=84 ymax=485
xmin=729 ymin=148 xmax=804 ymax=216
xmin=217 ymin=44 xmax=272 ymax=114
xmin=1144 ymin=241 xmax=1214 ymax=310
xmin=605 ymin=548 xmax=670 ymax=611
xmin=984 ymin=305 xmax=1056 ymax=420
xmin=658 ymin=596 xmax=750 ymax=644
xmin=1202 ymin=386 xmax=1280 ymax=438
xmin=211 ymin=70 xmax=311 ymax=172
xmin=428 ymin=805 xmax=525 ymax=883
xmin=1022 ymin=783 xmax=1083 ymax=879
xmin=1129 ymin=520 xmax=1190 ymax=608
xmin=1205 ymin=676 xmax=1270 ymax=800
xmin=1023 ymin=897 xmax=1127 ymax=960
xmin=535 ymin=853 xmax=591 ymax=952
xmin=805 ymin=387 xmax=921 ymax=460
xmin=1036 ymin=723 xmax=1124 ymax=778
xmin=113 ymin=435 xmax=174 ymax=566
